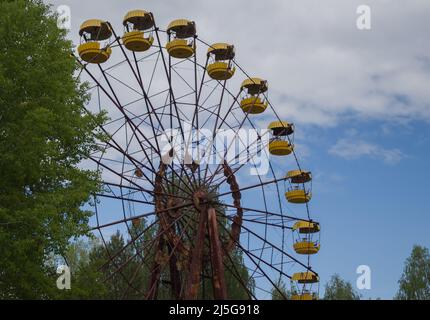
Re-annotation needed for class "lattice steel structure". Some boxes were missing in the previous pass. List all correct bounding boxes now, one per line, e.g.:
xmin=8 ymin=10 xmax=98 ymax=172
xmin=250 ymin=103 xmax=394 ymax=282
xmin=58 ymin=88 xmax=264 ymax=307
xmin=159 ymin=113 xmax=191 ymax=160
xmin=74 ymin=10 xmax=321 ymax=300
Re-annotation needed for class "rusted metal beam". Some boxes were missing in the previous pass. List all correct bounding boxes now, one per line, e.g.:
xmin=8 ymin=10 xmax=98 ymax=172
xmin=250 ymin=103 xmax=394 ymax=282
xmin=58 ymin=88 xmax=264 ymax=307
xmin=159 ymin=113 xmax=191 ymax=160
xmin=147 ymin=163 xmax=168 ymax=300
xmin=168 ymin=244 xmax=182 ymax=300
xmin=183 ymin=195 xmax=208 ymax=299
xmin=146 ymin=229 xmax=165 ymax=300
xmin=208 ymin=207 xmax=227 ymax=300
xmin=223 ymin=163 xmax=243 ymax=253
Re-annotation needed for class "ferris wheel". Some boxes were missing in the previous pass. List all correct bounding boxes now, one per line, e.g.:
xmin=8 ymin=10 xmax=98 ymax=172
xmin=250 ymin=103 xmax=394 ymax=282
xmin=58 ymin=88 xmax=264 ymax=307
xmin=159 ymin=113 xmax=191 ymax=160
xmin=74 ymin=9 xmax=321 ymax=300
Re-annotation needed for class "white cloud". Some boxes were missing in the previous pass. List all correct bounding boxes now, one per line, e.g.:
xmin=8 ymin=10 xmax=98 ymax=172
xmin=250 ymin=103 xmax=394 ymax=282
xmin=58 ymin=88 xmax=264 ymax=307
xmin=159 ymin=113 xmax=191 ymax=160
xmin=329 ymin=138 xmax=404 ymax=164
xmin=45 ymin=0 xmax=430 ymax=127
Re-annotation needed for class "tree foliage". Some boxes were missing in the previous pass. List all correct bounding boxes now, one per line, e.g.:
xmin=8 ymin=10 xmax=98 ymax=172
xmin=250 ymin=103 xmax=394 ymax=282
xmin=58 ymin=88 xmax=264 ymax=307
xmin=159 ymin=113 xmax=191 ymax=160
xmin=58 ymin=229 xmax=151 ymax=300
xmin=395 ymin=245 xmax=430 ymax=300
xmin=271 ymin=278 xmax=292 ymax=300
xmin=0 ymin=0 xmax=105 ymax=298
xmin=323 ymin=274 xmax=360 ymax=300
xmin=59 ymin=227 xmax=254 ymax=299
xmin=57 ymin=185 xmax=255 ymax=299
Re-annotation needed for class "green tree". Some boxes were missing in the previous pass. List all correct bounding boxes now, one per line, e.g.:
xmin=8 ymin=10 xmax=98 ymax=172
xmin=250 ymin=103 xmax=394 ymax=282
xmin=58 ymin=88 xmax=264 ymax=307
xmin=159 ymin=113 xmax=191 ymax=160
xmin=54 ymin=238 xmax=107 ymax=299
xmin=80 ymin=231 xmax=149 ymax=300
xmin=271 ymin=278 xmax=292 ymax=300
xmin=395 ymin=245 xmax=430 ymax=300
xmin=225 ymin=248 xmax=255 ymax=299
xmin=56 ymin=213 xmax=254 ymax=300
xmin=323 ymin=274 xmax=360 ymax=300
xmin=57 ymin=221 xmax=156 ymax=299
xmin=0 ymin=0 xmax=105 ymax=299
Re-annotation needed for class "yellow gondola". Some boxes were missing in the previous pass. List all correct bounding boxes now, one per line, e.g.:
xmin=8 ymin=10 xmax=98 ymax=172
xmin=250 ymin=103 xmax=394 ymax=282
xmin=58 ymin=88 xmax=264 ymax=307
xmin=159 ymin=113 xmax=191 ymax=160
xmin=78 ymin=19 xmax=112 ymax=64
xmin=207 ymin=43 xmax=235 ymax=80
xmin=268 ymin=121 xmax=294 ymax=136
xmin=166 ymin=19 xmax=196 ymax=59
xmin=292 ymin=221 xmax=320 ymax=234
xmin=285 ymin=188 xmax=312 ymax=203
xmin=292 ymin=220 xmax=320 ymax=254
xmin=287 ymin=170 xmax=312 ymax=184
xmin=268 ymin=121 xmax=294 ymax=155
xmin=291 ymin=271 xmax=319 ymax=300
xmin=240 ymin=97 xmax=268 ymax=114
xmin=240 ymin=78 xmax=268 ymax=114
xmin=122 ymin=10 xmax=154 ymax=52
xmin=285 ymin=168 xmax=312 ymax=203
xmin=241 ymin=78 xmax=268 ymax=94
xmin=292 ymin=272 xmax=319 ymax=284
xmin=291 ymin=292 xmax=317 ymax=300
xmin=269 ymin=140 xmax=294 ymax=156
xmin=293 ymin=241 xmax=320 ymax=255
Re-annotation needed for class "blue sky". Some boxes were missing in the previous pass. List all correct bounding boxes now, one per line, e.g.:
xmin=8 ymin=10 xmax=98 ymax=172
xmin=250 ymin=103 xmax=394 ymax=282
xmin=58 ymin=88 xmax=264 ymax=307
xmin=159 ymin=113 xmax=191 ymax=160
xmin=47 ymin=0 xmax=430 ymax=299
xmin=302 ymin=118 xmax=430 ymax=299
xmin=233 ymin=116 xmax=430 ymax=299
xmin=86 ymin=117 xmax=430 ymax=299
